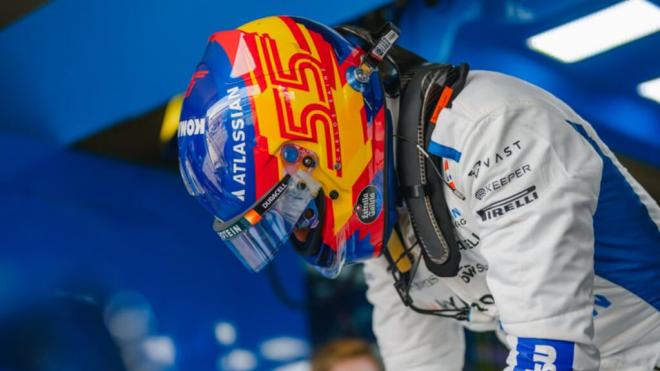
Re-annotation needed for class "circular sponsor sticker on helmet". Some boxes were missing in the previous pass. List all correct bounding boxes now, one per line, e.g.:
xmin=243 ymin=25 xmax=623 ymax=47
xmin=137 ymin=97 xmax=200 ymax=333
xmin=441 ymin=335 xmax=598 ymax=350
xmin=354 ymin=185 xmax=383 ymax=224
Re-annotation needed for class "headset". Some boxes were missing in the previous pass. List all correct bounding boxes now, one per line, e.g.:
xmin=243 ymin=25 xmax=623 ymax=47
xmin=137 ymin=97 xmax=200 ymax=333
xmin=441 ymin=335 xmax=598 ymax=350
xmin=337 ymin=24 xmax=469 ymax=278
xmin=396 ymin=63 xmax=468 ymax=277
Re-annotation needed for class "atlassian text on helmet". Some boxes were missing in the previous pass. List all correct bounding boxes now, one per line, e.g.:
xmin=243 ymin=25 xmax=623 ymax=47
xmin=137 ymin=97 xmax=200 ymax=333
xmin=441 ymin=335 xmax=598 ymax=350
xmin=227 ymin=86 xmax=248 ymax=201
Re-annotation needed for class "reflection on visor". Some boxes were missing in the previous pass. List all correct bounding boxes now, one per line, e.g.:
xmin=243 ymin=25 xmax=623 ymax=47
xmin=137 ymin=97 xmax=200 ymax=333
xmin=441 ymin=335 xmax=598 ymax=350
xmin=213 ymin=170 xmax=321 ymax=272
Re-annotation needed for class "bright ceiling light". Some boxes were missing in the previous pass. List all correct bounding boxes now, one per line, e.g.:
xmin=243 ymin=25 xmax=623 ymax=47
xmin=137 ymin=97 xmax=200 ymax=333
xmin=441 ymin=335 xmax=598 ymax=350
xmin=527 ymin=0 xmax=660 ymax=63
xmin=638 ymin=77 xmax=660 ymax=103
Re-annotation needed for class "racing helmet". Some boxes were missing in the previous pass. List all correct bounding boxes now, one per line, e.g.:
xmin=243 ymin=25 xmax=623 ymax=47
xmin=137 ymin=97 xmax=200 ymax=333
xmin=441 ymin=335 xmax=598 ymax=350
xmin=177 ymin=16 xmax=395 ymax=277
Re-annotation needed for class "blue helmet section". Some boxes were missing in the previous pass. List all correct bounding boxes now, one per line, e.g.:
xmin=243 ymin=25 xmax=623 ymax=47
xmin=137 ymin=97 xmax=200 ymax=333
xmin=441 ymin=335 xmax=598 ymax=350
xmin=178 ymin=42 xmax=257 ymax=222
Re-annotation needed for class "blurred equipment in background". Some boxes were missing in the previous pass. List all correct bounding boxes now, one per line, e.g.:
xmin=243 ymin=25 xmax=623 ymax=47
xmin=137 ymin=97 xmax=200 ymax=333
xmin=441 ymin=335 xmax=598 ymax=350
xmin=0 ymin=132 xmax=310 ymax=371
xmin=0 ymin=291 xmax=126 ymax=371
xmin=74 ymin=100 xmax=177 ymax=168
xmin=306 ymin=266 xmax=376 ymax=347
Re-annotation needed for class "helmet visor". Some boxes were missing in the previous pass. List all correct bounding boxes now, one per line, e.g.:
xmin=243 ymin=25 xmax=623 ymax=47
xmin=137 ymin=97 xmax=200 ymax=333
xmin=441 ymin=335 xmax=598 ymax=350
xmin=213 ymin=170 xmax=321 ymax=272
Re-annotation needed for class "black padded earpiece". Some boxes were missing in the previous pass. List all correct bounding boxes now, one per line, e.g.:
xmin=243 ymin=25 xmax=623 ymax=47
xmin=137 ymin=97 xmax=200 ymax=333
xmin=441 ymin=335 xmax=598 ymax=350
xmin=397 ymin=64 xmax=463 ymax=277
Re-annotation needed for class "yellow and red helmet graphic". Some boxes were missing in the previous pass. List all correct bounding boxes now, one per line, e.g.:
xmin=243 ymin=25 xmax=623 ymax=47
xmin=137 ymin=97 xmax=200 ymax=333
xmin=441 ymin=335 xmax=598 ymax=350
xmin=178 ymin=16 xmax=390 ymax=273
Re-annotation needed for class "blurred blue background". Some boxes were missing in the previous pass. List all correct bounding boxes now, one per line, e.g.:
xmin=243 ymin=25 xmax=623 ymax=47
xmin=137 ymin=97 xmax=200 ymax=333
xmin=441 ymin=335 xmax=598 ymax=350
xmin=0 ymin=1 xmax=658 ymax=370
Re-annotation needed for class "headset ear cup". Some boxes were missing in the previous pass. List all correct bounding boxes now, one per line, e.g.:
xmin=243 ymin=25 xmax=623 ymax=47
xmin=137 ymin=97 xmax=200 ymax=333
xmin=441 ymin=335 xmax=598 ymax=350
xmin=396 ymin=64 xmax=462 ymax=277
xmin=290 ymin=190 xmax=325 ymax=257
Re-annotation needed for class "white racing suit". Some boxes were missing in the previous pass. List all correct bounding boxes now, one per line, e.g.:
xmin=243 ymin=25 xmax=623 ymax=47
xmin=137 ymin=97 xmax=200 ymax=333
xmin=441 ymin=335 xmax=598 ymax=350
xmin=364 ymin=71 xmax=660 ymax=370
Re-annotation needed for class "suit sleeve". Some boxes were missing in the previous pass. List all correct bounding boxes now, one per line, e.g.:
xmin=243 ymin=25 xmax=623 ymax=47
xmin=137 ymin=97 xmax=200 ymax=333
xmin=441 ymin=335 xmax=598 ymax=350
xmin=458 ymin=103 xmax=604 ymax=370
xmin=363 ymin=257 xmax=466 ymax=371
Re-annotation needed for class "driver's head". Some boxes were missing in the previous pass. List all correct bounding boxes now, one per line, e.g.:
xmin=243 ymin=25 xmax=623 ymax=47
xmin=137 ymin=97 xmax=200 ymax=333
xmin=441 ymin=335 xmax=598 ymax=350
xmin=177 ymin=16 xmax=396 ymax=277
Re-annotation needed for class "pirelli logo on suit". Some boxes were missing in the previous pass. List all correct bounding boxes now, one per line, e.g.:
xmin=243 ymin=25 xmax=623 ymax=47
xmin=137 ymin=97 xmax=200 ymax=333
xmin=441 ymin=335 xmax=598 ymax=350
xmin=476 ymin=186 xmax=538 ymax=221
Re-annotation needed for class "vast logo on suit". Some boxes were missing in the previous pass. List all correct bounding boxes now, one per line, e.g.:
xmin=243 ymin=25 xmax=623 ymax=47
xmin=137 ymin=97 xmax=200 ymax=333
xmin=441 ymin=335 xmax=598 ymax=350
xmin=467 ymin=140 xmax=523 ymax=178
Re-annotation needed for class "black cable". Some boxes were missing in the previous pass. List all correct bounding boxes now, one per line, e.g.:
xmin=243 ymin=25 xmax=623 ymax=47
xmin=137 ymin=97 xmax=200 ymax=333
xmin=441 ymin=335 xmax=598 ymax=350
xmin=387 ymin=222 xmax=470 ymax=320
